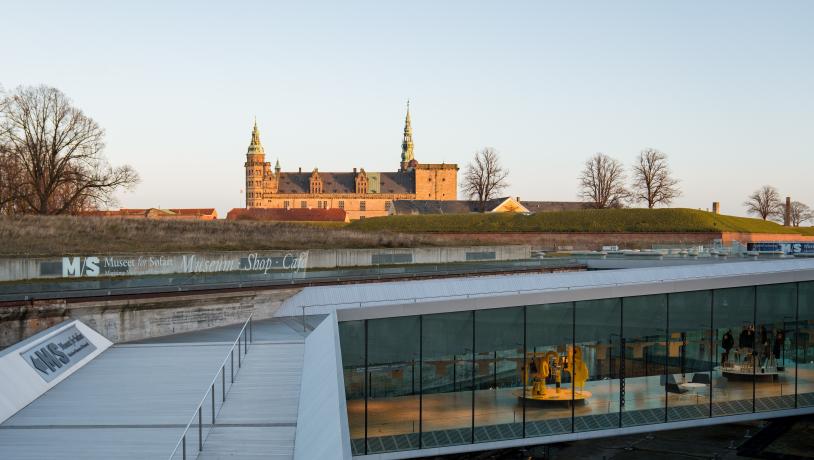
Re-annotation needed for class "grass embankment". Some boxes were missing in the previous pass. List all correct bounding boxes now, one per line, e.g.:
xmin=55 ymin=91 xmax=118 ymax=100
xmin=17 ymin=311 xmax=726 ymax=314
xmin=349 ymin=208 xmax=809 ymax=234
xmin=0 ymin=215 xmax=442 ymax=256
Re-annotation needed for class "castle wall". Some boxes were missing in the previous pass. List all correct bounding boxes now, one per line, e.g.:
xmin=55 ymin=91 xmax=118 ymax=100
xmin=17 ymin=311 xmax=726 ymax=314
xmin=262 ymin=194 xmax=415 ymax=220
xmin=414 ymin=165 xmax=457 ymax=200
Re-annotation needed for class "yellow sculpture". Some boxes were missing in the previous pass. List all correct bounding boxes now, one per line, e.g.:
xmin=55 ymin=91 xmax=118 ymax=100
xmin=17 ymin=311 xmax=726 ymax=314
xmin=567 ymin=346 xmax=589 ymax=393
xmin=522 ymin=345 xmax=591 ymax=400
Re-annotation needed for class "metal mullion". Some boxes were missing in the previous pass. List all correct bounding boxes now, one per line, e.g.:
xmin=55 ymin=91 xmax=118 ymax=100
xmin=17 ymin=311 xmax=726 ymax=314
xmin=619 ymin=297 xmax=625 ymax=428
xmin=419 ymin=315 xmax=423 ymax=449
xmin=522 ymin=305 xmax=526 ymax=438
xmin=571 ymin=301 xmax=576 ymax=432
xmin=752 ymin=285 xmax=757 ymax=414
xmin=796 ymin=282 xmax=800 ymax=408
xmin=471 ymin=311 xmax=476 ymax=444
xmin=709 ymin=289 xmax=714 ymax=417
xmin=665 ymin=294 xmax=670 ymax=423
xmin=364 ymin=320 xmax=369 ymax=455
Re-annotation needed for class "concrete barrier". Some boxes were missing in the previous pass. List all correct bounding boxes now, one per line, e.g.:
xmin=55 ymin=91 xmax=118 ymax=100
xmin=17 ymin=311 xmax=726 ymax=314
xmin=294 ymin=311 xmax=352 ymax=460
xmin=0 ymin=245 xmax=531 ymax=282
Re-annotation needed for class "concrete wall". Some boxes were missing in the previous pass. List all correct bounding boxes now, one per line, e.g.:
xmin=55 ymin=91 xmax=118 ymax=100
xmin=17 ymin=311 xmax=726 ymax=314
xmin=426 ymin=232 xmax=724 ymax=250
xmin=0 ymin=287 xmax=301 ymax=348
xmin=294 ymin=311 xmax=352 ymax=460
xmin=0 ymin=245 xmax=530 ymax=282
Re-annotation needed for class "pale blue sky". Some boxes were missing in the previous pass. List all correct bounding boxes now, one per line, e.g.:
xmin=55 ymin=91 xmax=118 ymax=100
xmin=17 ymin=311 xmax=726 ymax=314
xmin=2 ymin=1 xmax=812 ymax=218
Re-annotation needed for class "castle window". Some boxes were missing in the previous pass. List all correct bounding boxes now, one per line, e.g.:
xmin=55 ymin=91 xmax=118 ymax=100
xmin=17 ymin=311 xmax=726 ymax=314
xmin=300 ymin=201 xmax=307 ymax=208
xmin=284 ymin=200 xmax=290 ymax=209
xmin=360 ymin=201 xmax=366 ymax=211
xmin=338 ymin=201 xmax=344 ymax=209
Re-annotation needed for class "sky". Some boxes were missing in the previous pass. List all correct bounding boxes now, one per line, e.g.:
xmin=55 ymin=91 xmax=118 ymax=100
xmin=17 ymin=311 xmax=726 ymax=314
xmin=2 ymin=1 xmax=812 ymax=218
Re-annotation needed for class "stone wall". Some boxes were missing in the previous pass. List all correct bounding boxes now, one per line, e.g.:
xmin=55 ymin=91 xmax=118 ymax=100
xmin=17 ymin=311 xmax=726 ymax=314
xmin=0 ymin=287 xmax=301 ymax=348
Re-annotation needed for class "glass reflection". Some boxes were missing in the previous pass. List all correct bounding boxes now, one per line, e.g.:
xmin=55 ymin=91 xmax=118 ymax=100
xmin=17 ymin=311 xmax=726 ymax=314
xmin=525 ymin=302 xmax=574 ymax=436
xmin=421 ymin=311 xmax=474 ymax=448
xmin=667 ymin=290 xmax=712 ymax=421
xmin=798 ymin=281 xmax=814 ymax=407
xmin=712 ymin=287 xmax=755 ymax=416
xmin=574 ymin=298 xmax=621 ymax=432
xmin=339 ymin=282 xmax=811 ymax=454
xmin=755 ymin=284 xmax=796 ymax=411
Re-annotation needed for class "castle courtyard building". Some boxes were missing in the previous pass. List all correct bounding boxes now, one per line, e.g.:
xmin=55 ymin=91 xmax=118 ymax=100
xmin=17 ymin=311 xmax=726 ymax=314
xmin=244 ymin=105 xmax=457 ymax=220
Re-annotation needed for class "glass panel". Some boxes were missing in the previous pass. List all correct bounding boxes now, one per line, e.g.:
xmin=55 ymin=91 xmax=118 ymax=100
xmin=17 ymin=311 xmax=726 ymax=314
xmin=366 ymin=316 xmax=420 ymax=453
xmin=712 ymin=286 xmax=755 ymax=416
xmin=667 ymin=290 xmax=712 ymax=421
xmin=473 ymin=307 xmax=524 ymax=442
xmin=755 ymin=283 xmax=797 ymax=411
xmin=421 ymin=311 xmax=474 ymax=448
xmin=574 ymin=298 xmax=621 ymax=432
xmin=798 ymin=281 xmax=814 ymax=407
xmin=525 ymin=302 xmax=574 ymax=437
xmin=338 ymin=320 xmax=366 ymax=455
xmin=621 ymin=294 xmax=667 ymax=427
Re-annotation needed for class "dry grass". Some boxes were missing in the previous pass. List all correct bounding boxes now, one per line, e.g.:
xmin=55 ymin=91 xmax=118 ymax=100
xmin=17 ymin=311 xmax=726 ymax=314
xmin=0 ymin=215 xmax=450 ymax=256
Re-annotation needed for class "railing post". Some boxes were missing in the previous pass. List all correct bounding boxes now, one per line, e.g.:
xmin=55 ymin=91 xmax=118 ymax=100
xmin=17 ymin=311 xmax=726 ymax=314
xmin=211 ymin=383 xmax=216 ymax=424
xmin=182 ymin=435 xmax=186 ymax=460
xmin=238 ymin=341 xmax=242 ymax=368
xmin=198 ymin=407 xmax=202 ymax=451
xmin=222 ymin=366 xmax=226 ymax=402
xmin=231 ymin=349 xmax=234 ymax=383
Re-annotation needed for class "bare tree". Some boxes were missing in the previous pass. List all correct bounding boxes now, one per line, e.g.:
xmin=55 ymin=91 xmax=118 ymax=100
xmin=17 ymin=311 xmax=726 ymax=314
xmin=631 ymin=148 xmax=681 ymax=208
xmin=744 ymin=185 xmax=783 ymax=220
xmin=0 ymin=85 xmax=139 ymax=215
xmin=461 ymin=147 xmax=509 ymax=212
xmin=790 ymin=201 xmax=814 ymax=227
xmin=579 ymin=153 xmax=628 ymax=209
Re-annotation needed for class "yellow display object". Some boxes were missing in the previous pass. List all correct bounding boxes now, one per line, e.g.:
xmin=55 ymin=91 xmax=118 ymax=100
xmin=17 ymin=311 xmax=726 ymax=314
xmin=518 ymin=346 xmax=591 ymax=403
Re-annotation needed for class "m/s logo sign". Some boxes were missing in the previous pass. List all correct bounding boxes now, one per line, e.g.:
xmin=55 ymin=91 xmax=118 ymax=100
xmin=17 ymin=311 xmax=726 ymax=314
xmin=62 ymin=257 xmax=99 ymax=277
xmin=20 ymin=325 xmax=97 ymax=382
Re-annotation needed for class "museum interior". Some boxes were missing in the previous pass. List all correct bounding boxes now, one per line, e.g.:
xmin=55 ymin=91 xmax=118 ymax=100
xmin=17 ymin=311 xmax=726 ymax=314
xmin=339 ymin=282 xmax=814 ymax=455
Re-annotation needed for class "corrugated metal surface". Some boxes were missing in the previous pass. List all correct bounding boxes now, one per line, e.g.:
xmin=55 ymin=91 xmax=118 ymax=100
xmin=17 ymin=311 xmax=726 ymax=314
xmin=278 ymin=259 xmax=814 ymax=316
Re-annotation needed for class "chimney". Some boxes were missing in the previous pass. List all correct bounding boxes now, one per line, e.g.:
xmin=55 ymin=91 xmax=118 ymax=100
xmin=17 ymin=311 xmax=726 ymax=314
xmin=712 ymin=202 xmax=720 ymax=214
xmin=353 ymin=167 xmax=357 ymax=175
xmin=298 ymin=167 xmax=302 ymax=174
xmin=784 ymin=196 xmax=792 ymax=226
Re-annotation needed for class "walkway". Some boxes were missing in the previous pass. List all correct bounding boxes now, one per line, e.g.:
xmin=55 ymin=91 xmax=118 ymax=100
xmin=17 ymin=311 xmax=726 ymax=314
xmin=197 ymin=341 xmax=304 ymax=459
xmin=0 ymin=316 xmax=318 ymax=460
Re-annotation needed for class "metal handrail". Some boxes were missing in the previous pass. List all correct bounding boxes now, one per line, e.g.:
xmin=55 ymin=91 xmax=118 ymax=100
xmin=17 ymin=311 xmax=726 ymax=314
xmin=167 ymin=313 xmax=254 ymax=460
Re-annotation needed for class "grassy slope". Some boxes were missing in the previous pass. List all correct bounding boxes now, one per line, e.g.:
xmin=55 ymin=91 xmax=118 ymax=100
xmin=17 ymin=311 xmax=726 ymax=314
xmin=348 ymin=208 xmax=806 ymax=234
xmin=0 ymin=215 xmax=440 ymax=256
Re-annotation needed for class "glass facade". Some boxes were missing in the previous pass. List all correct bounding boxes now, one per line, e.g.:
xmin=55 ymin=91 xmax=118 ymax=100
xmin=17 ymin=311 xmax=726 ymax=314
xmin=339 ymin=282 xmax=814 ymax=456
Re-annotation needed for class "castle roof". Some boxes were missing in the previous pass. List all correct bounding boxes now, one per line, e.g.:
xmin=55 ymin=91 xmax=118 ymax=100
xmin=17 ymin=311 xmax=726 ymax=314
xmin=274 ymin=171 xmax=414 ymax=195
xmin=226 ymin=207 xmax=347 ymax=222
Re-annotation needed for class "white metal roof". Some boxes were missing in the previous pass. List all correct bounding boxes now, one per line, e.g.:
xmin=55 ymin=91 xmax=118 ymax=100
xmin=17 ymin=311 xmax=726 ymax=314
xmin=278 ymin=259 xmax=814 ymax=317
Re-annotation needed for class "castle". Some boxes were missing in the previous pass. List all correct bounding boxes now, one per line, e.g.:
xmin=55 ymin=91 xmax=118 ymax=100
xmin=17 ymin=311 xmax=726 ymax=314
xmin=244 ymin=104 xmax=458 ymax=220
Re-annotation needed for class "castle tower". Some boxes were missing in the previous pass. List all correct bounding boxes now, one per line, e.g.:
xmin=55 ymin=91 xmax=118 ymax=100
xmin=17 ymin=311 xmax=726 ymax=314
xmin=400 ymin=101 xmax=415 ymax=171
xmin=244 ymin=119 xmax=266 ymax=208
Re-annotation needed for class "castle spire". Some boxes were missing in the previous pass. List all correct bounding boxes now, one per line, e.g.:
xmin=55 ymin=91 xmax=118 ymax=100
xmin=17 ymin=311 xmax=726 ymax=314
xmin=247 ymin=119 xmax=264 ymax=156
xmin=401 ymin=100 xmax=414 ymax=170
